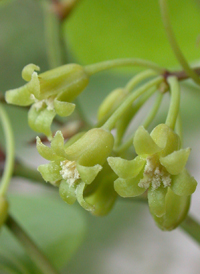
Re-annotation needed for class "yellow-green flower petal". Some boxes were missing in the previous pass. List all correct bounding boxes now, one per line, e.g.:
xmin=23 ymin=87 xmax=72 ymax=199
xmin=59 ymin=180 xmax=76 ymax=204
xmin=5 ymin=72 xmax=40 ymax=106
xmin=114 ymin=171 xmax=146 ymax=197
xmin=107 ymin=156 xmax=145 ymax=179
xmin=37 ymin=161 xmax=62 ymax=184
xmin=148 ymin=186 xmax=167 ymax=217
xmin=22 ymin=63 xmax=40 ymax=81
xmin=77 ymin=164 xmax=102 ymax=184
xmin=134 ymin=126 xmax=161 ymax=155
xmin=152 ymin=188 xmax=190 ymax=231
xmin=171 ymin=169 xmax=197 ymax=196
xmin=54 ymin=96 xmax=75 ymax=117
xmin=76 ymin=182 xmax=95 ymax=212
xmin=160 ymin=148 xmax=191 ymax=175
xmin=28 ymin=105 xmax=56 ymax=140
xmin=150 ymin=124 xmax=180 ymax=156
xmin=51 ymin=131 xmax=67 ymax=158
xmin=36 ymin=136 xmax=59 ymax=161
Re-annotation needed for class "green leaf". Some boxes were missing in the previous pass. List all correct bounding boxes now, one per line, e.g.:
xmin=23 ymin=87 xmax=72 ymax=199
xmin=65 ymin=0 xmax=200 ymax=68
xmin=0 ymin=194 xmax=87 ymax=273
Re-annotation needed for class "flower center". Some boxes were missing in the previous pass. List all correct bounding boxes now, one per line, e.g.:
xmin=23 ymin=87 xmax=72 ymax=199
xmin=60 ymin=160 xmax=80 ymax=186
xmin=30 ymin=94 xmax=55 ymax=111
xmin=138 ymin=155 xmax=171 ymax=190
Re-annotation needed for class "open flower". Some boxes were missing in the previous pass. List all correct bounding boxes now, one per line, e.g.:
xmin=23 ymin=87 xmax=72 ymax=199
xmin=37 ymin=128 xmax=114 ymax=212
xmin=5 ymin=63 xmax=89 ymax=139
xmin=108 ymin=124 xmax=197 ymax=221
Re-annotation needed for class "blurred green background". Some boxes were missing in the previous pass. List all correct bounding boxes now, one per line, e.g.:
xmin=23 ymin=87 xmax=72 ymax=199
xmin=0 ymin=0 xmax=200 ymax=273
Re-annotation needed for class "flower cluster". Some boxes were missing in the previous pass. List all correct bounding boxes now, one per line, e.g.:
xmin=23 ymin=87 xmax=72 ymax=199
xmin=5 ymin=63 xmax=89 ymax=139
xmin=108 ymin=124 xmax=197 ymax=230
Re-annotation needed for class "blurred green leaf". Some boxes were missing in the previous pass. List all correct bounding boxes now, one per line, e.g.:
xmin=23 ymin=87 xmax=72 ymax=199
xmin=0 ymin=194 xmax=87 ymax=273
xmin=65 ymin=0 xmax=200 ymax=69
xmin=0 ymin=0 xmax=48 ymax=92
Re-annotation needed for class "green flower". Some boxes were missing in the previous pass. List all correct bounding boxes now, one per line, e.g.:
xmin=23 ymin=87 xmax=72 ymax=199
xmin=108 ymin=124 xmax=197 ymax=221
xmin=5 ymin=63 xmax=89 ymax=139
xmin=37 ymin=128 xmax=114 ymax=212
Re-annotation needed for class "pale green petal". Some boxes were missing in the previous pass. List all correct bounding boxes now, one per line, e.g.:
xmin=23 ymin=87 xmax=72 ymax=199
xmin=51 ymin=131 xmax=67 ymax=158
xmin=5 ymin=73 xmax=40 ymax=106
xmin=148 ymin=186 xmax=167 ymax=217
xmin=22 ymin=63 xmax=40 ymax=81
xmin=36 ymin=136 xmax=59 ymax=161
xmin=150 ymin=124 xmax=180 ymax=156
xmin=85 ymin=172 xmax=117 ymax=216
xmin=114 ymin=171 xmax=146 ymax=197
xmin=54 ymin=96 xmax=75 ymax=117
xmin=134 ymin=126 xmax=161 ymax=155
xmin=107 ymin=156 xmax=145 ymax=179
xmin=28 ymin=105 xmax=56 ymax=140
xmin=59 ymin=179 xmax=76 ymax=204
xmin=152 ymin=188 xmax=191 ymax=231
xmin=171 ymin=169 xmax=197 ymax=196
xmin=76 ymin=182 xmax=95 ymax=212
xmin=77 ymin=164 xmax=102 ymax=184
xmin=160 ymin=148 xmax=191 ymax=175
xmin=37 ymin=161 xmax=62 ymax=183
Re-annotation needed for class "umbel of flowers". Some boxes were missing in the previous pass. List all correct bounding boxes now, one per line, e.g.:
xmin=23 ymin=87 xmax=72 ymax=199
xmin=5 ymin=63 xmax=89 ymax=139
xmin=37 ymin=128 xmax=114 ymax=213
xmin=108 ymin=124 xmax=197 ymax=230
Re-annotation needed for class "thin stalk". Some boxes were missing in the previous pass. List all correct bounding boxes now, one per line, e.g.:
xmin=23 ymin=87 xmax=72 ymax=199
xmin=142 ymin=92 xmax=163 ymax=128
xmin=115 ymin=91 xmax=163 ymax=154
xmin=13 ymin=162 xmax=46 ymax=186
xmin=102 ymin=76 xmax=163 ymax=131
xmin=84 ymin=59 xmax=165 ymax=76
xmin=180 ymin=215 xmax=200 ymax=245
xmin=165 ymin=76 xmax=180 ymax=129
xmin=5 ymin=215 xmax=60 ymax=274
xmin=96 ymin=70 xmax=156 ymax=128
xmin=0 ymin=104 xmax=14 ymax=197
xmin=43 ymin=1 xmax=63 ymax=68
xmin=114 ymin=87 xmax=157 ymax=148
xmin=159 ymin=0 xmax=200 ymax=85
xmin=175 ymin=112 xmax=183 ymax=146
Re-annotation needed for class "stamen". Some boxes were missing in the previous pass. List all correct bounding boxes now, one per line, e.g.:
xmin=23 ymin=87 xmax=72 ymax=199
xmin=60 ymin=160 xmax=80 ymax=186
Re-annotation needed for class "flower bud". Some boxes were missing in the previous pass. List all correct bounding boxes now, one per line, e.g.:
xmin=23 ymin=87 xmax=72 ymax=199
xmin=97 ymin=88 xmax=126 ymax=121
xmin=151 ymin=188 xmax=190 ymax=231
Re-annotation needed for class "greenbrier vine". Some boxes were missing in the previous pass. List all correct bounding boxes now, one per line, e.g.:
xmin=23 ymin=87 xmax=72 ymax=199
xmin=1 ymin=0 xmax=200 ymax=273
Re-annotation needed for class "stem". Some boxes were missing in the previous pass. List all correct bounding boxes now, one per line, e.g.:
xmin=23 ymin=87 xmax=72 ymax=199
xmin=125 ymin=70 xmax=157 ymax=92
xmin=142 ymin=92 xmax=163 ymax=128
xmin=114 ymin=87 xmax=157 ymax=149
xmin=43 ymin=1 xmax=64 ymax=68
xmin=159 ymin=0 xmax=200 ymax=85
xmin=0 ymin=104 xmax=15 ymax=197
xmin=115 ymin=91 xmax=163 ymax=154
xmin=13 ymin=162 xmax=46 ymax=186
xmin=5 ymin=215 xmax=60 ymax=274
xmin=165 ymin=76 xmax=180 ymax=129
xmin=96 ymin=70 xmax=157 ymax=128
xmin=181 ymin=215 xmax=200 ymax=245
xmin=175 ymin=112 xmax=183 ymax=146
xmin=84 ymin=59 xmax=165 ymax=76
xmin=102 ymin=76 xmax=163 ymax=131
